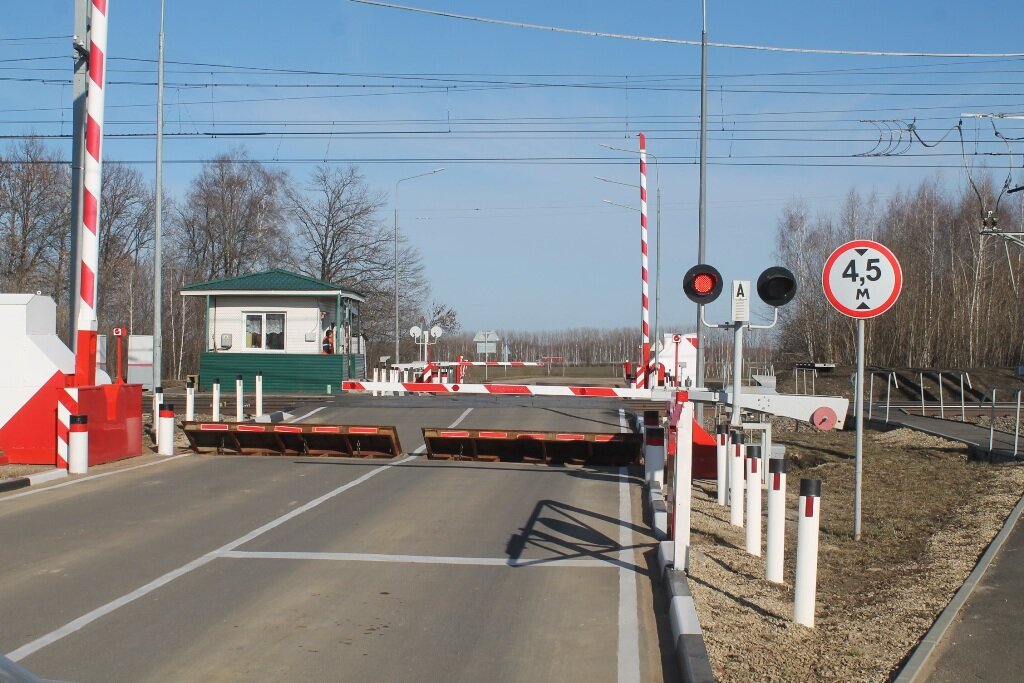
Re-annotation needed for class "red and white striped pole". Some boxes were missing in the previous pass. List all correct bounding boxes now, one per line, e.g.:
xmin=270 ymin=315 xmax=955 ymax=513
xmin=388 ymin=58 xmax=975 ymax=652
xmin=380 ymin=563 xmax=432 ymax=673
xmin=639 ymin=132 xmax=650 ymax=388
xmin=157 ymin=404 xmax=175 ymax=456
xmin=794 ymin=478 xmax=822 ymax=627
xmin=716 ymin=423 xmax=728 ymax=505
xmin=74 ymin=0 xmax=109 ymax=387
xmin=69 ymin=415 xmax=89 ymax=474
xmin=729 ymin=430 xmax=745 ymax=527
xmin=745 ymin=445 xmax=762 ymax=556
xmin=766 ymin=457 xmax=788 ymax=583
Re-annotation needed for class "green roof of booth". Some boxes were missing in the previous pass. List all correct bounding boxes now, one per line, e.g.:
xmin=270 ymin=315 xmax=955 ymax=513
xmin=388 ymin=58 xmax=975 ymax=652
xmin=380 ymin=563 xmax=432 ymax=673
xmin=180 ymin=269 xmax=365 ymax=301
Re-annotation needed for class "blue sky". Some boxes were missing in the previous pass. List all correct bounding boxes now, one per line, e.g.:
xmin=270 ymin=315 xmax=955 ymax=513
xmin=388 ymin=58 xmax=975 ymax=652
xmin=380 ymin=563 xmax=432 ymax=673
xmin=3 ymin=1 xmax=1024 ymax=333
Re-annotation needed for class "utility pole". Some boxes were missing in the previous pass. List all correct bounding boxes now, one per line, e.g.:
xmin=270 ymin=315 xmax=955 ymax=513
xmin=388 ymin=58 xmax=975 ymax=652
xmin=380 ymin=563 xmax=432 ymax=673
xmin=153 ymin=0 xmax=166 ymax=391
xmin=68 ymin=0 xmax=89 ymax=346
xmin=695 ymin=0 xmax=710 ymax=409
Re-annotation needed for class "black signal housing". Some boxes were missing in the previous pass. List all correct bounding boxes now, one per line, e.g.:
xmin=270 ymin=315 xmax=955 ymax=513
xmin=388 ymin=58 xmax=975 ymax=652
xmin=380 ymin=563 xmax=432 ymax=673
xmin=756 ymin=266 xmax=798 ymax=308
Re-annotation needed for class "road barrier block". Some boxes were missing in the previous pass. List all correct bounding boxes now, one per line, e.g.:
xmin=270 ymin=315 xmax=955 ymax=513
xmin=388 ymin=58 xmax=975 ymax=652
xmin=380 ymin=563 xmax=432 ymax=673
xmin=182 ymin=422 xmax=402 ymax=458
xmin=421 ymin=428 xmax=641 ymax=466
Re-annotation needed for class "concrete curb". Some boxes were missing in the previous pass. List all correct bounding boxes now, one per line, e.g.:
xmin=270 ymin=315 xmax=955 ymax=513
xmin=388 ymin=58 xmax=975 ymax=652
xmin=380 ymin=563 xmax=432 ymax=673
xmin=645 ymin=481 xmax=716 ymax=683
xmin=0 ymin=468 xmax=68 ymax=493
xmin=893 ymin=488 xmax=1024 ymax=682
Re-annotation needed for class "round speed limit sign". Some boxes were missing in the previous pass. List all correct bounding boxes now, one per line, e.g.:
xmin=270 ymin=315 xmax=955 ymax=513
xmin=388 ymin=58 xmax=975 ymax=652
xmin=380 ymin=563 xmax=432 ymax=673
xmin=822 ymin=239 xmax=902 ymax=319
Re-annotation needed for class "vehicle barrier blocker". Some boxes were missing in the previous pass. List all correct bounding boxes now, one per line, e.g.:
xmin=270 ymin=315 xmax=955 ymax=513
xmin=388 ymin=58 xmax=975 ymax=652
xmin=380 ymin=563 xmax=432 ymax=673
xmin=421 ymin=428 xmax=641 ymax=466
xmin=182 ymin=421 xmax=403 ymax=458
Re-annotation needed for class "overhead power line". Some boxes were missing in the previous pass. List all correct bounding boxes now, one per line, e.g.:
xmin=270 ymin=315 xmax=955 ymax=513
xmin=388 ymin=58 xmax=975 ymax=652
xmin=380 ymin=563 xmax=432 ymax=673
xmin=350 ymin=1 xmax=1024 ymax=58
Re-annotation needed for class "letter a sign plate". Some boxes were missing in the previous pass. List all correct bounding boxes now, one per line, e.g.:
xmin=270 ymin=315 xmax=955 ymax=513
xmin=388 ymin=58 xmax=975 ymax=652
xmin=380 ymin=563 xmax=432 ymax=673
xmin=822 ymin=239 xmax=902 ymax=319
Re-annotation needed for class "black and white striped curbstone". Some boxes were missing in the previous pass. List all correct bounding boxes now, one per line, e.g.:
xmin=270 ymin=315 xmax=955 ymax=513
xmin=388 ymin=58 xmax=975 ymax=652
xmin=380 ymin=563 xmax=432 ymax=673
xmin=647 ymin=481 xmax=669 ymax=541
xmin=0 ymin=469 xmax=68 ymax=493
xmin=657 ymin=540 xmax=716 ymax=683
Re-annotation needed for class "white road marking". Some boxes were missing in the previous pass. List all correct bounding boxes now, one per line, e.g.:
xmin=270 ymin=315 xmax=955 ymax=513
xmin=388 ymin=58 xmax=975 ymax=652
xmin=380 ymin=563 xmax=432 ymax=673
xmin=618 ymin=408 xmax=628 ymax=433
xmin=449 ymin=407 xmax=474 ymax=428
xmin=6 ymin=455 xmax=414 ymax=663
xmin=288 ymin=406 xmax=325 ymax=423
xmin=0 ymin=454 xmax=191 ymax=503
xmin=220 ymin=550 xmax=610 ymax=568
xmin=617 ymin=466 xmax=641 ymax=683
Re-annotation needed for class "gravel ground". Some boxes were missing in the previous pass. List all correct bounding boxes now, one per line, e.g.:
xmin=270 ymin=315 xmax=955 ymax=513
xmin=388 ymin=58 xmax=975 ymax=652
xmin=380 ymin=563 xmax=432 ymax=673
xmin=687 ymin=425 xmax=1024 ymax=682
xmin=0 ymin=464 xmax=50 ymax=480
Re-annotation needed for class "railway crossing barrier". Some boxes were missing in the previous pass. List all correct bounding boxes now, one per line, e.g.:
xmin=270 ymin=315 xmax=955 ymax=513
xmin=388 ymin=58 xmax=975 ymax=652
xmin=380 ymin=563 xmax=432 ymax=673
xmin=421 ymin=428 xmax=641 ymax=466
xmin=182 ymin=421 xmax=402 ymax=458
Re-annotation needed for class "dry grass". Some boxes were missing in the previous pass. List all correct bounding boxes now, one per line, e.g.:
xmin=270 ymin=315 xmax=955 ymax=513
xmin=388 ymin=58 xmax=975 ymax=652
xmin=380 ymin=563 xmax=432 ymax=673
xmin=688 ymin=425 xmax=1024 ymax=682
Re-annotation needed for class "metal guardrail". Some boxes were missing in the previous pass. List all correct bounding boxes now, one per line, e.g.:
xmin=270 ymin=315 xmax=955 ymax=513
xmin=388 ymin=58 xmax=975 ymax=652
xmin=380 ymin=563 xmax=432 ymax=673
xmin=422 ymin=428 xmax=641 ymax=466
xmin=182 ymin=421 xmax=402 ymax=458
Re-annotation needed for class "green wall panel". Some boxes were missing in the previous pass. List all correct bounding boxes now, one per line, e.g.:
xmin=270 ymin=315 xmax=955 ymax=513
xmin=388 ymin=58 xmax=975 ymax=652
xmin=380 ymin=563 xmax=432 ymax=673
xmin=199 ymin=353 xmax=364 ymax=393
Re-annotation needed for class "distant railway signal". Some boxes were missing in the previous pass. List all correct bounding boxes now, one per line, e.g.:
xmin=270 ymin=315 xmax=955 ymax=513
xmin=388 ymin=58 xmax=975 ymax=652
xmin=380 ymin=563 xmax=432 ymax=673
xmin=682 ymin=264 xmax=723 ymax=305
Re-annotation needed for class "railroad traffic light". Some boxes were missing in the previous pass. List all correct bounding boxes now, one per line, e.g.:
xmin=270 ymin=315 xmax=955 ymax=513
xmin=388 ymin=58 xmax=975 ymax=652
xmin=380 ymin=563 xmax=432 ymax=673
xmin=756 ymin=266 xmax=798 ymax=308
xmin=682 ymin=264 xmax=723 ymax=305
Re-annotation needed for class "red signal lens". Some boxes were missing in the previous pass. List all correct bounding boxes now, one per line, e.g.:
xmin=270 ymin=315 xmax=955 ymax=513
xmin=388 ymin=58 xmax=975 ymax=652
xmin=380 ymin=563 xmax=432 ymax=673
xmin=693 ymin=273 xmax=715 ymax=295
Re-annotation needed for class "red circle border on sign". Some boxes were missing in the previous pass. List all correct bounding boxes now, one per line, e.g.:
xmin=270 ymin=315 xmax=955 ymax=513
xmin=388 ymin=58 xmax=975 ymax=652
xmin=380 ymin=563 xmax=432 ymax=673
xmin=821 ymin=239 xmax=902 ymax=319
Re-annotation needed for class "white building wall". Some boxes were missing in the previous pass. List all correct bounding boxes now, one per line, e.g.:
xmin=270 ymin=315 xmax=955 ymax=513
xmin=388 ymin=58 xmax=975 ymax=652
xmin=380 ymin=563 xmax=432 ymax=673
xmin=210 ymin=295 xmax=322 ymax=354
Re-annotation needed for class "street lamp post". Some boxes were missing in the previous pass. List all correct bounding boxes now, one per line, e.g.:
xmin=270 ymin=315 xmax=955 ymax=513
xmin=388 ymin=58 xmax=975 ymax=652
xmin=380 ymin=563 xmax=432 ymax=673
xmin=394 ymin=168 xmax=445 ymax=365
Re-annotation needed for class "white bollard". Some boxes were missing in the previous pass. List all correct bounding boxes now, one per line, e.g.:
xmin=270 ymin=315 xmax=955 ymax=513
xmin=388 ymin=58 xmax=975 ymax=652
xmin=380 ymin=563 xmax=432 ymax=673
xmin=766 ymin=457 xmax=788 ymax=583
xmin=212 ymin=379 xmax=221 ymax=422
xmin=255 ymin=371 xmax=263 ymax=417
xmin=745 ymin=445 xmax=762 ymax=556
xmin=644 ymin=426 xmax=665 ymax=486
xmin=68 ymin=414 xmax=89 ymax=474
xmin=157 ymin=404 xmax=175 ymax=456
xmin=729 ymin=430 xmax=745 ymax=527
xmin=152 ymin=386 xmax=164 ymax=443
xmin=672 ymin=401 xmax=694 ymax=572
xmin=185 ymin=380 xmax=195 ymax=422
xmin=794 ymin=478 xmax=822 ymax=627
xmin=235 ymin=375 xmax=244 ymax=422
xmin=716 ymin=423 xmax=728 ymax=506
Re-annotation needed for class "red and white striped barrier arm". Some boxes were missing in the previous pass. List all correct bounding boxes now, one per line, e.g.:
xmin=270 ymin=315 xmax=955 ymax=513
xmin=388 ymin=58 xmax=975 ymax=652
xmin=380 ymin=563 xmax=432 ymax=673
xmin=639 ymin=132 xmax=650 ymax=388
xmin=451 ymin=361 xmax=545 ymax=367
xmin=74 ymin=0 xmax=109 ymax=386
xmin=342 ymin=381 xmax=658 ymax=399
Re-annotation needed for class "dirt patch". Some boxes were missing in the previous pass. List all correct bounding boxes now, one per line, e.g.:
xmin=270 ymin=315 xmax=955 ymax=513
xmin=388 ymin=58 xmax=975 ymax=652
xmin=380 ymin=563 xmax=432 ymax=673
xmin=687 ymin=426 xmax=1024 ymax=682
xmin=0 ymin=464 xmax=50 ymax=481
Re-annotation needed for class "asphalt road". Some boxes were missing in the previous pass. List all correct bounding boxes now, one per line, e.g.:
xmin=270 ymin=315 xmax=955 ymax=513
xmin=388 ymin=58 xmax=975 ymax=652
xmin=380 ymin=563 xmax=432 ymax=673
xmin=0 ymin=397 xmax=676 ymax=683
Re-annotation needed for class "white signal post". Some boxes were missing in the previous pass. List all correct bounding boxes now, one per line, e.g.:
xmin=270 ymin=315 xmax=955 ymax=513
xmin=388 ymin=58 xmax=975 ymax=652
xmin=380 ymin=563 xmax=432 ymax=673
xmin=822 ymin=240 xmax=902 ymax=541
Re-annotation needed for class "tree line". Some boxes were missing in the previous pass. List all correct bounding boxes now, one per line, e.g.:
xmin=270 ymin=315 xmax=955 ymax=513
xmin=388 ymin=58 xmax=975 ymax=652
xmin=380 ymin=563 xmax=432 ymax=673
xmin=775 ymin=175 xmax=1024 ymax=369
xmin=0 ymin=139 xmax=453 ymax=378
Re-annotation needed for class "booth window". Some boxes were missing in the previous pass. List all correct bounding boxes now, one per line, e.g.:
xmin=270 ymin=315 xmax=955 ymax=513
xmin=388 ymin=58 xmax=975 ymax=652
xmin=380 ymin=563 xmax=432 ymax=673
xmin=245 ymin=312 xmax=285 ymax=351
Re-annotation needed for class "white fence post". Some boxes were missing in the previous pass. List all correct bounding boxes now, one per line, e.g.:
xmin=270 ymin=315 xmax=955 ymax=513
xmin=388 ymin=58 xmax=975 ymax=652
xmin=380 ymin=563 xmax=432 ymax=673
xmin=212 ymin=379 xmax=221 ymax=422
xmin=745 ymin=445 xmax=762 ymax=556
xmin=793 ymin=478 xmax=822 ymax=627
xmin=716 ymin=423 xmax=728 ymax=506
xmin=729 ymin=430 xmax=745 ymax=527
xmin=672 ymin=401 xmax=694 ymax=572
xmin=766 ymin=458 xmax=787 ymax=583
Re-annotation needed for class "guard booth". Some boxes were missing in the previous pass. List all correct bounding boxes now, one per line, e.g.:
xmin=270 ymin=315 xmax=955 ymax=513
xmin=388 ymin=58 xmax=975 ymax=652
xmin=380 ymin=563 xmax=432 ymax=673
xmin=180 ymin=269 xmax=368 ymax=393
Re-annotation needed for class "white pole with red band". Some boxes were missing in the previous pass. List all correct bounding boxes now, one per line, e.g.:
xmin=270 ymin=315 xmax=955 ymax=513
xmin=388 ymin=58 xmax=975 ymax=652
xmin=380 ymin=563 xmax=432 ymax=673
xmin=794 ymin=478 xmax=822 ymax=626
xmin=152 ymin=386 xmax=163 ymax=443
xmin=157 ymin=404 xmax=175 ymax=456
xmin=729 ymin=430 xmax=745 ymax=527
xmin=235 ymin=375 xmax=244 ymax=422
xmin=185 ymin=380 xmax=195 ymax=422
xmin=672 ymin=400 xmax=694 ymax=571
xmin=766 ymin=457 xmax=787 ymax=583
xmin=745 ymin=445 xmax=762 ymax=556
xmin=639 ymin=132 xmax=650 ymax=388
xmin=211 ymin=378 xmax=221 ymax=422
xmin=716 ymin=423 xmax=728 ymax=505
xmin=74 ymin=0 xmax=109 ymax=387
xmin=69 ymin=415 xmax=89 ymax=474
xmin=255 ymin=371 xmax=263 ymax=417
xmin=644 ymin=425 xmax=665 ymax=486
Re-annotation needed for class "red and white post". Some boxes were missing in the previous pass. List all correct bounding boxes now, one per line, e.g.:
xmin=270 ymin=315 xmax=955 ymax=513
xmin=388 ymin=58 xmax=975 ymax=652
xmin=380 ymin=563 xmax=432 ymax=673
xmin=729 ymin=430 xmax=745 ymax=527
xmin=794 ymin=478 xmax=822 ymax=627
xmin=644 ymin=426 xmax=665 ymax=486
xmin=211 ymin=378 xmax=221 ymax=422
xmin=766 ymin=457 xmax=788 ymax=583
xmin=157 ymin=404 xmax=175 ymax=456
xmin=745 ymin=445 xmax=762 ymax=556
xmin=255 ymin=371 xmax=263 ymax=417
xmin=185 ymin=380 xmax=195 ymax=422
xmin=672 ymin=400 xmax=694 ymax=571
xmin=152 ymin=386 xmax=164 ymax=443
xmin=235 ymin=375 xmax=244 ymax=422
xmin=74 ymin=0 xmax=109 ymax=387
xmin=69 ymin=415 xmax=89 ymax=474
xmin=639 ymin=132 xmax=650 ymax=388
xmin=716 ymin=423 xmax=728 ymax=505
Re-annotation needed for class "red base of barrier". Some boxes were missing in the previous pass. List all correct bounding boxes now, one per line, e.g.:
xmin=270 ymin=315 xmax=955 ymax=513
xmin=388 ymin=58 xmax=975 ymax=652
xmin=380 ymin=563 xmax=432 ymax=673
xmin=692 ymin=419 xmax=717 ymax=480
